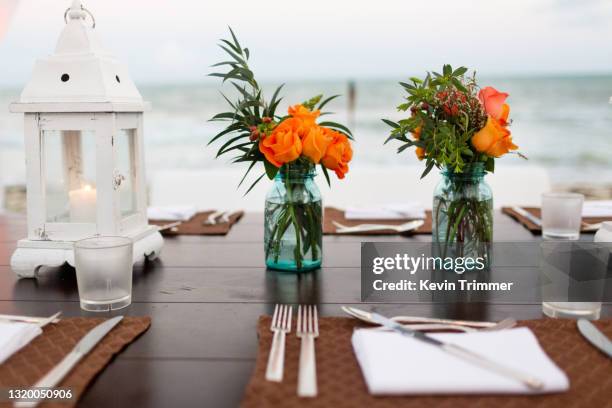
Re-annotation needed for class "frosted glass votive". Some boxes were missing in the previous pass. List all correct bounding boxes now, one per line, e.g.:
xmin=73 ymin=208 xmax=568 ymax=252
xmin=74 ymin=236 xmax=133 ymax=312
xmin=541 ymin=193 xmax=584 ymax=240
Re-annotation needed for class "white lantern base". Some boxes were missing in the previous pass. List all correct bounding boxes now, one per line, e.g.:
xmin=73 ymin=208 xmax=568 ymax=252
xmin=10 ymin=226 xmax=164 ymax=278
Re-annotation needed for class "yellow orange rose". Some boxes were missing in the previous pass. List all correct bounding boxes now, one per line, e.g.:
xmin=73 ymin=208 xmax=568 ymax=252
xmin=288 ymin=104 xmax=320 ymax=126
xmin=321 ymin=130 xmax=353 ymax=179
xmin=259 ymin=118 xmax=303 ymax=167
xmin=472 ymin=116 xmax=518 ymax=158
xmin=302 ymin=125 xmax=333 ymax=164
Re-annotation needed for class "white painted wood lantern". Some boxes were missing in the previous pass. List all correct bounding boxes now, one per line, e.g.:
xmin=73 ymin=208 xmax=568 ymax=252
xmin=9 ymin=0 xmax=163 ymax=277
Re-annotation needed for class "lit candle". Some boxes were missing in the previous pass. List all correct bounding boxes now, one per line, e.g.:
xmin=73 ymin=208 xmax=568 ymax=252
xmin=69 ymin=184 xmax=97 ymax=222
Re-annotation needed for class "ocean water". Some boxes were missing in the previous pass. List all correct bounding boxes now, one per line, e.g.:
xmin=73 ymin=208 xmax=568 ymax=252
xmin=1 ymin=75 xmax=611 ymax=186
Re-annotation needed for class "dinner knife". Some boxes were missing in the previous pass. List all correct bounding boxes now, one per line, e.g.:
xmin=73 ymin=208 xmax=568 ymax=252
xmin=577 ymin=319 xmax=612 ymax=358
xmin=15 ymin=316 xmax=123 ymax=408
xmin=344 ymin=307 xmax=544 ymax=391
xmin=511 ymin=206 xmax=542 ymax=227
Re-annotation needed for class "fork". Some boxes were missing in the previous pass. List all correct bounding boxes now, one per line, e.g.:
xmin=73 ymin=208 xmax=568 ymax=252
xmin=265 ymin=304 xmax=292 ymax=382
xmin=333 ymin=219 xmax=424 ymax=234
xmin=204 ymin=210 xmax=225 ymax=225
xmin=296 ymin=305 xmax=319 ymax=397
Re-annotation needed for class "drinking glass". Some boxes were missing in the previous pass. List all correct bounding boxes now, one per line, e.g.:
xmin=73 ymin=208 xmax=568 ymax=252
xmin=540 ymin=241 xmax=606 ymax=320
xmin=74 ymin=236 xmax=133 ymax=311
xmin=541 ymin=193 xmax=584 ymax=240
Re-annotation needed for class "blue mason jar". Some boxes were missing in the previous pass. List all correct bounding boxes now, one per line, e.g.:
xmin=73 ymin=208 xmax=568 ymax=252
xmin=432 ymin=163 xmax=493 ymax=271
xmin=264 ymin=163 xmax=322 ymax=272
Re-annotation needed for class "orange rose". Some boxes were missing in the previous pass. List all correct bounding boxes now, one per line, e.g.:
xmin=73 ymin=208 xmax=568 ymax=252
xmin=472 ymin=116 xmax=518 ymax=157
xmin=478 ymin=86 xmax=510 ymax=124
xmin=321 ymin=130 xmax=353 ymax=179
xmin=288 ymin=104 xmax=320 ymax=126
xmin=302 ymin=125 xmax=333 ymax=164
xmin=259 ymin=118 xmax=303 ymax=167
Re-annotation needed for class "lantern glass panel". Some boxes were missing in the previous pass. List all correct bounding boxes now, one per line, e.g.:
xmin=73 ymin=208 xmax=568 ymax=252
xmin=44 ymin=130 xmax=97 ymax=223
xmin=116 ymin=129 xmax=137 ymax=217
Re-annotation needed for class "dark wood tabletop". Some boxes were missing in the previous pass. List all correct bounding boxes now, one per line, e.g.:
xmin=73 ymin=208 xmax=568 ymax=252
xmin=0 ymin=211 xmax=610 ymax=408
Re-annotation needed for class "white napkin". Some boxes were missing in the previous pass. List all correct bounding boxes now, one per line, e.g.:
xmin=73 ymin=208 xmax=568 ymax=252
xmin=582 ymin=200 xmax=612 ymax=217
xmin=147 ymin=206 xmax=197 ymax=221
xmin=352 ymin=327 xmax=568 ymax=395
xmin=345 ymin=203 xmax=425 ymax=220
xmin=0 ymin=321 xmax=42 ymax=364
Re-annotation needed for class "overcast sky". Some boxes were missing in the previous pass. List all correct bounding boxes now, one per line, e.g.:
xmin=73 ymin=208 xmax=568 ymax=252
xmin=0 ymin=0 xmax=610 ymax=87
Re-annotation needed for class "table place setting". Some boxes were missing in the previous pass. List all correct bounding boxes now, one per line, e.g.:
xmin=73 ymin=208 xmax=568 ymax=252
xmin=243 ymin=307 xmax=612 ymax=408
xmin=148 ymin=206 xmax=244 ymax=236
xmin=503 ymin=197 xmax=612 ymax=235
xmin=348 ymin=308 xmax=565 ymax=395
xmin=324 ymin=206 xmax=432 ymax=235
xmin=0 ymin=314 xmax=151 ymax=407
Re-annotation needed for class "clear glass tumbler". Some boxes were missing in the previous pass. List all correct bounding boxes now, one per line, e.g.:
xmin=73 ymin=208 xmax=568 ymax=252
xmin=74 ymin=236 xmax=133 ymax=312
xmin=540 ymin=241 xmax=606 ymax=320
xmin=541 ymin=193 xmax=584 ymax=240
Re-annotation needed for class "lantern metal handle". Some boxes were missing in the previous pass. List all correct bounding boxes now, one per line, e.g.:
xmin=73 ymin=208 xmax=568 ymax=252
xmin=64 ymin=5 xmax=96 ymax=29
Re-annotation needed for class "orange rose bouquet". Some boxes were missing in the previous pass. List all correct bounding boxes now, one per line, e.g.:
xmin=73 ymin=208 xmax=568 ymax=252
xmin=383 ymin=65 xmax=524 ymax=269
xmin=209 ymin=29 xmax=353 ymax=272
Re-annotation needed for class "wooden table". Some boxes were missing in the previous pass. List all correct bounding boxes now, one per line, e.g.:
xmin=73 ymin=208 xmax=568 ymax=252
xmin=0 ymin=212 xmax=609 ymax=408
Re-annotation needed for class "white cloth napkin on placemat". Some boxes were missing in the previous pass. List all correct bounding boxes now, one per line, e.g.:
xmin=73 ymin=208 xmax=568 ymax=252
xmin=147 ymin=206 xmax=197 ymax=221
xmin=352 ymin=327 xmax=569 ymax=395
xmin=345 ymin=203 xmax=425 ymax=220
xmin=582 ymin=200 xmax=612 ymax=217
xmin=0 ymin=321 xmax=42 ymax=364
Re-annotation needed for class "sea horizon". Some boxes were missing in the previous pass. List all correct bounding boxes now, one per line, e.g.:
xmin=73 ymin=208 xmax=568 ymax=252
xmin=1 ymin=73 xmax=611 ymax=191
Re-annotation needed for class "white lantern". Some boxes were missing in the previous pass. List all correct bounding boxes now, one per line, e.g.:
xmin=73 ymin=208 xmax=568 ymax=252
xmin=9 ymin=0 xmax=163 ymax=277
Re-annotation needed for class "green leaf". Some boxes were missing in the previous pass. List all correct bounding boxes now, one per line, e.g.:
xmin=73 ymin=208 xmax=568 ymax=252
xmin=238 ymin=160 xmax=258 ymax=188
xmin=244 ymin=173 xmax=266 ymax=196
xmin=485 ymin=157 xmax=495 ymax=173
xmin=320 ymin=165 xmax=331 ymax=187
xmin=382 ymin=119 xmax=399 ymax=129
xmin=452 ymin=66 xmax=468 ymax=76
xmin=217 ymin=137 xmax=251 ymax=157
xmin=264 ymin=160 xmax=280 ymax=180
xmin=451 ymin=77 xmax=468 ymax=93
xmin=209 ymin=111 xmax=239 ymax=121
xmin=266 ymin=84 xmax=285 ymax=117
xmin=211 ymin=61 xmax=238 ymax=68
xmin=318 ymin=95 xmax=340 ymax=110
xmin=421 ymin=160 xmax=435 ymax=179
xmin=319 ymin=121 xmax=353 ymax=138
xmin=228 ymin=26 xmax=243 ymax=54
xmin=208 ymin=122 xmax=243 ymax=145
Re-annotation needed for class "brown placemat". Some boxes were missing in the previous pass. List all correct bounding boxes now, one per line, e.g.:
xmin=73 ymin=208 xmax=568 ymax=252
xmin=242 ymin=316 xmax=612 ymax=408
xmin=150 ymin=210 xmax=244 ymax=236
xmin=324 ymin=207 xmax=432 ymax=235
xmin=502 ymin=207 xmax=610 ymax=234
xmin=0 ymin=316 xmax=151 ymax=408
